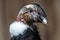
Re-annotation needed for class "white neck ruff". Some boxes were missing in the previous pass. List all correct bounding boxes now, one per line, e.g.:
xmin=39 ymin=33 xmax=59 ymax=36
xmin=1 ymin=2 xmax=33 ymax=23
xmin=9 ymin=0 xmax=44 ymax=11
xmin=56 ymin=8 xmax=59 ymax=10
xmin=9 ymin=21 xmax=29 ymax=37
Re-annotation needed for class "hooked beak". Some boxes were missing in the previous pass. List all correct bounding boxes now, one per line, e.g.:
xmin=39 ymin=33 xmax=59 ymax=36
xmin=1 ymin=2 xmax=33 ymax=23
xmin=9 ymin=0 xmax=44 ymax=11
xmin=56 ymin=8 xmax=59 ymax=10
xmin=42 ymin=17 xmax=47 ymax=25
xmin=37 ymin=16 xmax=47 ymax=25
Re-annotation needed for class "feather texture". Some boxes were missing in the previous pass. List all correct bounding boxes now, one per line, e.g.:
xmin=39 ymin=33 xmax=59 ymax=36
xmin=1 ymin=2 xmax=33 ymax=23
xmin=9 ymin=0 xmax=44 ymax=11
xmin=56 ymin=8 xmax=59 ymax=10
xmin=9 ymin=21 xmax=29 ymax=37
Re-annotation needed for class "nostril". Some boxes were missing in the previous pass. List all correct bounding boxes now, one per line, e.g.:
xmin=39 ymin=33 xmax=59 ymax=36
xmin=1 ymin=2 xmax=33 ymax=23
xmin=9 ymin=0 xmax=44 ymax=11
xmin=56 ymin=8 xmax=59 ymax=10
xmin=30 ymin=10 xmax=33 ymax=12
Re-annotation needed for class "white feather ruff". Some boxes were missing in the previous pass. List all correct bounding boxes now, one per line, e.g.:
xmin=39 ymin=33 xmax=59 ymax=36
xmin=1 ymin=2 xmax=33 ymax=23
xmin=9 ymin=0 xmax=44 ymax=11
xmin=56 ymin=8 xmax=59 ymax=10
xmin=9 ymin=21 xmax=29 ymax=37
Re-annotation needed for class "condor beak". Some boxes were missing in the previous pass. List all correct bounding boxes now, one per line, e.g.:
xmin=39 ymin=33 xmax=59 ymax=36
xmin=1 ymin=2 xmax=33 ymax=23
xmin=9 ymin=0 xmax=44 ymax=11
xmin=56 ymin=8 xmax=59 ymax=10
xmin=42 ymin=17 xmax=47 ymax=25
xmin=37 ymin=16 xmax=47 ymax=25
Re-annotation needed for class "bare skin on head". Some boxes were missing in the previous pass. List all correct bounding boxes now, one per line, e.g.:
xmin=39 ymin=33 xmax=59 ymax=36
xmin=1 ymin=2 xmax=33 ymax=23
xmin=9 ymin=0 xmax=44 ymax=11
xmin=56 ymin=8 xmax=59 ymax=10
xmin=23 ymin=12 xmax=30 ymax=22
xmin=23 ymin=12 xmax=32 ymax=25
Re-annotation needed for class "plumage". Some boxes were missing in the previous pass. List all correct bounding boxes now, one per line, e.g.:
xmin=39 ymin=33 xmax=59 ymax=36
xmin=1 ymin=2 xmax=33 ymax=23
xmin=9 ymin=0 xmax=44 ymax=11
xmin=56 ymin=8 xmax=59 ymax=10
xmin=10 ymin=22 xmax=41 ymax=40
xmin=9 ymin=21 xmax=29 ymax=37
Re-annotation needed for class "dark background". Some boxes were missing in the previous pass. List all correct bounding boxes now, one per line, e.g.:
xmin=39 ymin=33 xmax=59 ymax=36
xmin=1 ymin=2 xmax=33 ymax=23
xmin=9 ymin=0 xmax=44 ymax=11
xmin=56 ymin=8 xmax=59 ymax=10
xmin=0 ymin=0 xmax=60 ymax=40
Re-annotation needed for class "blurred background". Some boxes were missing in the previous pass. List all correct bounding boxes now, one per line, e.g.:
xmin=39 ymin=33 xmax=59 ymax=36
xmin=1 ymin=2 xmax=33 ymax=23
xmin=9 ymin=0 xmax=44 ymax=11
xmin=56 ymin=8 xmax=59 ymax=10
xmin=0 ymin=0 xmax=60 ymax=40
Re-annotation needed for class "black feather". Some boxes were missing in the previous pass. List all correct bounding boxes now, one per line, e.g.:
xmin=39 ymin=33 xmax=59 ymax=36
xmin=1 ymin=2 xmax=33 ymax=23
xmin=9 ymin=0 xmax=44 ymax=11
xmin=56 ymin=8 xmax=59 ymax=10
xmin=11 ymin=24 xmax=41 ymax=40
